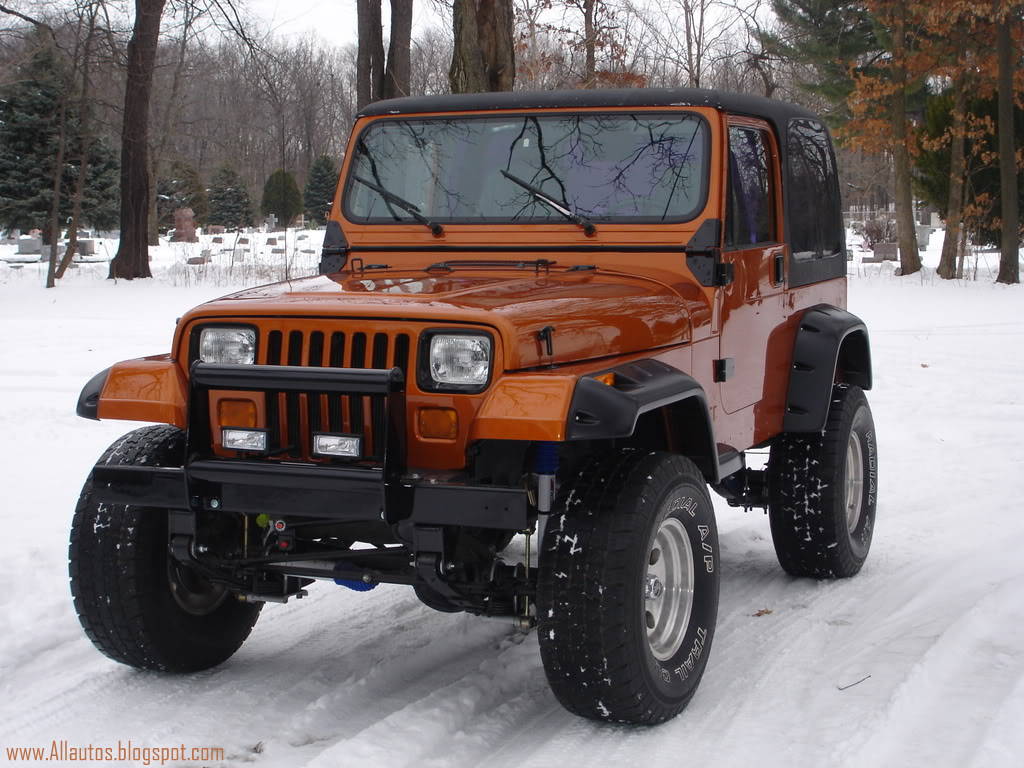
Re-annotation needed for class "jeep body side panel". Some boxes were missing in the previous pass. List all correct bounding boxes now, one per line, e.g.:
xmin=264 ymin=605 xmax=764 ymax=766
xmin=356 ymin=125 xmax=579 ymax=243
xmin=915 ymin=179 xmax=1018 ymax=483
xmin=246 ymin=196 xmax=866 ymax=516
xmin=782 ymin=304 xmax=872 ymax=432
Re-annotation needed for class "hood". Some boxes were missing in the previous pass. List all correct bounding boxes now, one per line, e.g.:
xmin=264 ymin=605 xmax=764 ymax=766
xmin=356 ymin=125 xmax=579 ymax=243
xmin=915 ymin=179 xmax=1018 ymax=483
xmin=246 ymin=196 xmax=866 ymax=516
xmin=190 ymin=268 xmax=705 ymax=370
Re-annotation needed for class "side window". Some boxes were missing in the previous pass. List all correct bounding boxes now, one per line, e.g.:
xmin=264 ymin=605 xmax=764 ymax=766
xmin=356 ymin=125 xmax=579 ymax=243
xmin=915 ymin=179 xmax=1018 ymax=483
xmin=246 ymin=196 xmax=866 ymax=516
xmin=725 ymin=126 xmax=775 ymax=248
xmin=787 ymin=119 xmax=842 ymax=259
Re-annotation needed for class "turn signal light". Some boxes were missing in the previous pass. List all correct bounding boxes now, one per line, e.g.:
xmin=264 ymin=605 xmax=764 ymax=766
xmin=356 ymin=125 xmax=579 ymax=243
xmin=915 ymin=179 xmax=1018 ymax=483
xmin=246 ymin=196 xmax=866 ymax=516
xmin=418 ymin=407 xmax=458 ymax=440
xmin=218 ymin=398 xmax=257 ymax=428
xmin=594 ymin=372 xmax=616 ymax=387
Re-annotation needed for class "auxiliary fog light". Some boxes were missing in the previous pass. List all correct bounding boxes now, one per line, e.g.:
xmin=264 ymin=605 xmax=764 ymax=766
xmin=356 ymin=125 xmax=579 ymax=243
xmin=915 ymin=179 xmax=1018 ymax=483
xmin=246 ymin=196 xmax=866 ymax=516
xmin=313 ymin=433 xmax=361 ymax=458
xmin=222 ymin=428 xmax=268 ymax=452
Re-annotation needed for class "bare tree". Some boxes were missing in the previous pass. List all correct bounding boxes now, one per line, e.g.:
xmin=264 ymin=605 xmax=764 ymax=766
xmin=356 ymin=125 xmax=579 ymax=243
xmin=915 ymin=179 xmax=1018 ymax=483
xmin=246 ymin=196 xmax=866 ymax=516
xmin=995 ymin=4 xmax=1020 ymax=284
xmin=450 ymin=0 xmax=515 ymax=92
xmin=108 ymin=0 xmax=167 ymax=280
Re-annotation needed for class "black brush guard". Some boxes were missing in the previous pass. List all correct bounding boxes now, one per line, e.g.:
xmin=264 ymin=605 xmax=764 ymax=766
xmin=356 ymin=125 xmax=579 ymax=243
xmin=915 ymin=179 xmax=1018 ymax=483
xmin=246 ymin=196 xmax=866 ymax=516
xmin=89 ymin=362 xmax=528 ymax=530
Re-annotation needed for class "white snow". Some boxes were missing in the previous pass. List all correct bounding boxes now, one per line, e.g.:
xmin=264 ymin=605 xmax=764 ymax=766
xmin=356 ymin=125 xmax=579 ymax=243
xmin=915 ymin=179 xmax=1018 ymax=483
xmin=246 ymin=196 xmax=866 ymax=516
xmin=1 ymin=231 xmax=1023 ymax=767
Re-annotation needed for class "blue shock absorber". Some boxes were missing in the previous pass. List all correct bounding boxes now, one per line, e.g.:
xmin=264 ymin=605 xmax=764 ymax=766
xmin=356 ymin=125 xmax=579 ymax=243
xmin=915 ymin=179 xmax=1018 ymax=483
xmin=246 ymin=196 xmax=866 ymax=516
xmin=535 ymin=441 xmax=559 ymax=475
xmin=534 ymin=441 xmax=559 ymax=513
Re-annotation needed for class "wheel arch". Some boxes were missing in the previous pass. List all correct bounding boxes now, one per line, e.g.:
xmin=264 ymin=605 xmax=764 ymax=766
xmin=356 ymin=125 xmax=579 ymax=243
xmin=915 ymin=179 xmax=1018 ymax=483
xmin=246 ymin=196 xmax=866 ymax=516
xmin=784 ymin=304 xmax=872 ymax=433
xmin=566 ymin=359 xmax=721 ymax=483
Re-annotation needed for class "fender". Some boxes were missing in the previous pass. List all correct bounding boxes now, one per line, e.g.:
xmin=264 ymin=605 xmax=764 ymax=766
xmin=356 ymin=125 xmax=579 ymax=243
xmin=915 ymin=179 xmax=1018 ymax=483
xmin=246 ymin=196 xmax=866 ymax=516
xmin=784 ymin=304 xmax=872 ymax=433
xmin=76 ymin=355 xmax=188 ymax=428
xmin=565 ymin=358 xmax=721 ymax=482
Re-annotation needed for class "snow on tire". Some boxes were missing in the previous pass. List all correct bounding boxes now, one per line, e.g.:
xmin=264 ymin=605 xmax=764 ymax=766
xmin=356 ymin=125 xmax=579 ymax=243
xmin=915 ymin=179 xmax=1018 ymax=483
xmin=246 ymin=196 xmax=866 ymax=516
xmin=69 ymin=425 xmax=261 ymax=672
xmin=768 ymin=384 xmax=878 ymax=578
xmin=536 ymin=449 xmax=720 ymax=725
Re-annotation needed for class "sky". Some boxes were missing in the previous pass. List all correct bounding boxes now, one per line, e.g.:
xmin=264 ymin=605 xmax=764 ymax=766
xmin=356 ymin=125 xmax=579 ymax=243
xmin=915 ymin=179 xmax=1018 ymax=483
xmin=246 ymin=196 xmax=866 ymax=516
xmin=243 ymin=0 xmax=437 ymax=47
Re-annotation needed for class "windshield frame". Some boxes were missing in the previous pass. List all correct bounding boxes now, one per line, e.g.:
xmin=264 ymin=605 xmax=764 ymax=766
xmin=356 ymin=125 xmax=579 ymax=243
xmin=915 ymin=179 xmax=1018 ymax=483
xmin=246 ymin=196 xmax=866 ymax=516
xmin=341 ymin=110 xmax=712 ymax=228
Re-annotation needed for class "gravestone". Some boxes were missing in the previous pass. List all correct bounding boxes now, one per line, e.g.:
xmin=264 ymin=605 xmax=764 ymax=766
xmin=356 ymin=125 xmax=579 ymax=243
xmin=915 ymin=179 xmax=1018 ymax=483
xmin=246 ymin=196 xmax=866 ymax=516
xmin=17 ymin=237 xmax=41 ymax=254
xmin=265 ymin=214 xmax=278 ymax=231
xmin=76 ymin=239 xmax=96 ymax=256
xmin=172 ymin=208 xmax=198 ymax=242
xmin=212 ymin=236 xmax=224 ymax=244
xmin=266 ymin=237 xmax=278 ymax=246
xmin=864 ymin=242 xmax=898 ymax=263
xmin=271 ymin=247 xmax=285 ymax=255
xmin=915 ymin=225 xmax=931 ymax=251
xmin=207 ymin=225 xmax=226 ymax=235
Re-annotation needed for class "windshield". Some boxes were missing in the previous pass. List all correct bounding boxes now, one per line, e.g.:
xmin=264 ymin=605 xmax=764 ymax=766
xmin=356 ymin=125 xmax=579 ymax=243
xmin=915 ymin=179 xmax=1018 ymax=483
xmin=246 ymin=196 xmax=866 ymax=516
xmin=344 ymin=112 xmax=709 ymax=225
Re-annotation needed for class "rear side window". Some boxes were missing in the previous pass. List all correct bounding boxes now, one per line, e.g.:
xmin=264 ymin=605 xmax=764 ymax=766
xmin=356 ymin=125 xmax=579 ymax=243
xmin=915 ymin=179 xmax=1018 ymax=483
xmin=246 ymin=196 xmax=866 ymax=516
xmin=725 ymin=126 xmax=775 ymax=247
xmin=787 ymin=119 xmax=842 ymax=260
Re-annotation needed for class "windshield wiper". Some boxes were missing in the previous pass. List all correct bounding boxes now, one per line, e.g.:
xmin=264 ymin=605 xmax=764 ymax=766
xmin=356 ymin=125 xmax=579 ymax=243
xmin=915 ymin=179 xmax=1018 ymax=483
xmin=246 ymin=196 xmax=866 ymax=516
xmin=500 ymin=170 xmax=596 ymax=236
xmin=352 ymin=174 xmax=444 ymax=237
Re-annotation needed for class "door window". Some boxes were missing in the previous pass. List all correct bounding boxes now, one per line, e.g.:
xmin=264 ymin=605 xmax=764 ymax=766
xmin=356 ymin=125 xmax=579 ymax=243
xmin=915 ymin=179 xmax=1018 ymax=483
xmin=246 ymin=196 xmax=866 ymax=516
xmin=725 ymin=126 xmax=775 ymax=247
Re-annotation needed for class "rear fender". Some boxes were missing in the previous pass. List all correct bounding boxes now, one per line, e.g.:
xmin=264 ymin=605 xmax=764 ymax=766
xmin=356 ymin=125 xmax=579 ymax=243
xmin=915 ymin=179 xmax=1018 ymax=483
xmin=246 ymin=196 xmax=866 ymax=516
xmin=784 ymin=305 xmax=872 ymax=433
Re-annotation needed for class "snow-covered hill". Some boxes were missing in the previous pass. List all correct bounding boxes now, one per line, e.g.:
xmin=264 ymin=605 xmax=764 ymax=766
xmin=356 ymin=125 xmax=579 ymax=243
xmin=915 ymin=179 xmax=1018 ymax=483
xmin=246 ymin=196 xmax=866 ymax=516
xmin=1 ymin=240 xmax=1022 ymax=767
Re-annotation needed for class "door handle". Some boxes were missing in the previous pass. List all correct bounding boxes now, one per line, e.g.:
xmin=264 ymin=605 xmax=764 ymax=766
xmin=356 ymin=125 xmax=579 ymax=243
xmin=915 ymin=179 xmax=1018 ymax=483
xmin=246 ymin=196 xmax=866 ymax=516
xmin=774 ymin=253 xmax=785 ymax=286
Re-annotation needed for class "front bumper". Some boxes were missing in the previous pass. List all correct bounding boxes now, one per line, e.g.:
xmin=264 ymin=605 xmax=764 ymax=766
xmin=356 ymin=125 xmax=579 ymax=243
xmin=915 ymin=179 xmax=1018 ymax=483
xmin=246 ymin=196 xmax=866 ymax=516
xmin=89 ymin=361 xmax=528 ymax=531
xmin=89 ymin=462 xmax=528 ymax=530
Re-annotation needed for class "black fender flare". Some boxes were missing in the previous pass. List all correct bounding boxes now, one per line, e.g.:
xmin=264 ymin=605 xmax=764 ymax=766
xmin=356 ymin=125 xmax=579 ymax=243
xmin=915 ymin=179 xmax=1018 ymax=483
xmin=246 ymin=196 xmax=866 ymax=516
xmin=565 ymin=358 xmax=721 ymax=482
xmin=783 ymin=304 xmax=872 ymax=433
xmin=77 ymin=367 xmax=110 ymax=420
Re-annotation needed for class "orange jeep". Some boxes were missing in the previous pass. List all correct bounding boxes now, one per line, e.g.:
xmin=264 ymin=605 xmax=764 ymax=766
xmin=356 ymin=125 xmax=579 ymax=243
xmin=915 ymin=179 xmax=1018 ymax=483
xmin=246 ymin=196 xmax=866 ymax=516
xmin=71 ymin=88 xmax=876 ymax=725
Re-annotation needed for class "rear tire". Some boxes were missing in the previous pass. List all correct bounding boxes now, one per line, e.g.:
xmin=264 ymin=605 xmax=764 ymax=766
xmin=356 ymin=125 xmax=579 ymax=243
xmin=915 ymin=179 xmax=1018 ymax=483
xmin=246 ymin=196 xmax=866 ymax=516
xmin=537 ymin=450 xmax=720 ymax=725
xmin=69 ymin=425 xmax=261 ymax=672
xmin=768 ymin=385 xmax=878 ymax=578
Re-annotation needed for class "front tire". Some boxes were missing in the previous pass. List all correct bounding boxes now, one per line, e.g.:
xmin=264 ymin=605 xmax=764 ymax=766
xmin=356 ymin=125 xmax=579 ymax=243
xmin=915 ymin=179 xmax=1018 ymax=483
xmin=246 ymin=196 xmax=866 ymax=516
xmin=537 ymin=450 xmax=720 ymax=725
xmin=69 ymin=425 xmax=261 ymax=672
xmin=768 ymin=385 xmax=878 ymax=578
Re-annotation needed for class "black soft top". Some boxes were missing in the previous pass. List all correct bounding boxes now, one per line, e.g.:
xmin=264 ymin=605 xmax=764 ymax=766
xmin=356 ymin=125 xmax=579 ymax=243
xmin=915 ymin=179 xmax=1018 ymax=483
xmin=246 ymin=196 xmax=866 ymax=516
xmin=358 ymin=87 xmax=820 ymax=136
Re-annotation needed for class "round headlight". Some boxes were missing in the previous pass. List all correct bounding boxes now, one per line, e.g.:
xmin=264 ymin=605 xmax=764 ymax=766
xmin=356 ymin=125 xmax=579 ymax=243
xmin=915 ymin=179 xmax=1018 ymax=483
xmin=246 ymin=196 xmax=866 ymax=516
xmin=199 ymin=327 xmax=256 ymax=365
xmin=429 ymin=334 xmax=491 ymax=387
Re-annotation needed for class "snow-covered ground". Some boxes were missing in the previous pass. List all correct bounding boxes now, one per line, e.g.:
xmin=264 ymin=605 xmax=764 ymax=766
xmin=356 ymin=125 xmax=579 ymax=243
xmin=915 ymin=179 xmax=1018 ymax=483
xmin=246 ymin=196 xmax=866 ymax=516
xmin=1 ymin=232 xmax=1022 ymax=767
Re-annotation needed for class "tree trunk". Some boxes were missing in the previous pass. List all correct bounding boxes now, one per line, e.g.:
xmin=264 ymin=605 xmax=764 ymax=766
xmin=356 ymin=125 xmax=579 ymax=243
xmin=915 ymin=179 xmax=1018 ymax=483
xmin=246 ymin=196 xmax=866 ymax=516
xmin=382 ymin=0 xmax=412 ymax=99
xmin=891 ymin=4 xmax=920 ymax=276
xmin=583 ymin=0 xmax=596 ymax=88
xmin=937 ymin=73 xmax=967 ymax=279
xmin=356 ymin=0 xmax=385 ymax=108
xmin=109 ymin=0 xmax=167 ymax=280
xmin=45 ymin=103 xmax=68 ymax=289
xmin=450 ymin=0 xmax=515 ymax=93
xmin=58 ymin=7 xmax=98 ymax=280
xmin=995 ymin=13 xmax=1020 ymax=284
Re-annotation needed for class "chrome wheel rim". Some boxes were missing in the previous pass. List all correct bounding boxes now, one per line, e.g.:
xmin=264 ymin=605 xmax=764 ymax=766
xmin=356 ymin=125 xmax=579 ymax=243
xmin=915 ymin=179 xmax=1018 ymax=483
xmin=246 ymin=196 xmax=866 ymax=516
xmin=645 ymin=516 xmax=695 ymax=661
xmin=168 ymin=559 xmax=228 ymax=616
xmin=845 ymin=431 xmax=865 ymax=533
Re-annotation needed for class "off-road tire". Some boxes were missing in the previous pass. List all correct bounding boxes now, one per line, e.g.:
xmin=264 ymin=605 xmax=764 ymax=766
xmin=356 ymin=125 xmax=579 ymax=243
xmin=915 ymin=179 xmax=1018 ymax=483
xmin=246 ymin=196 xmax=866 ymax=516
xmin=69 ymin=425 xmax=261 ymax=672
xmin=537 ymin=450 xmax=720 ymax=725
xmin=768 ymin=385 xmax=878 ymax=578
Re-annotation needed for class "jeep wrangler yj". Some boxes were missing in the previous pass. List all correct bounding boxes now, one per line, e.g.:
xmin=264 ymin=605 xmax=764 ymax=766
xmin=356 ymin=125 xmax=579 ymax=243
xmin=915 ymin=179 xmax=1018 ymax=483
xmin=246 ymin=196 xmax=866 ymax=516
xmin=71 ymin=88 xmax=876 ymax=725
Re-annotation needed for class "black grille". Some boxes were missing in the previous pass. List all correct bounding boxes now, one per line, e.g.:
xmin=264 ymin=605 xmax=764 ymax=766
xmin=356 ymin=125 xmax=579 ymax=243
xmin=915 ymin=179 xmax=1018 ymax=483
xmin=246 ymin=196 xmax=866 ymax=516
xmin=260 ymin=329 xmax=411 ymax=461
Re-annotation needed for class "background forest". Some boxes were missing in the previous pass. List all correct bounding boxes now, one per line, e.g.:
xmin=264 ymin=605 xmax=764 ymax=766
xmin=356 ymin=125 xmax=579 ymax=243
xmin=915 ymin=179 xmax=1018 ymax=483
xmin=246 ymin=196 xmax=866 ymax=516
xmin=0 ymin=0 xmax=1021 ymax=284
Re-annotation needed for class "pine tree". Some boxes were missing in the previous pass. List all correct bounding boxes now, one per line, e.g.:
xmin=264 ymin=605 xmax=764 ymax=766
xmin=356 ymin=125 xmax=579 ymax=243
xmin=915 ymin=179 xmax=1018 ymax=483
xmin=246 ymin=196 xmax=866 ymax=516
xmin=157 ymin=161 xmax=209 ymax=230
xmin=303 ymin=155 xmax=338 ymax=226
xmin=261 ymin=169 xmax=303 ymax=227
xmin=207 ymin=166 xmax=253 ymax=229
xmin=759 ymin=1 xmax=879 ymax=122
xmin=0 ymin=40 xmax=120 ymax=237
xmin=0 ymin=40 xmax=62 ymax=234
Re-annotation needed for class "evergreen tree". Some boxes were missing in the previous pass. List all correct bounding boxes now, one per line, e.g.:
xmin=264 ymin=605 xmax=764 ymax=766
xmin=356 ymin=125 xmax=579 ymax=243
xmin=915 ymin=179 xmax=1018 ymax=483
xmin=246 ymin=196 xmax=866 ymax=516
xmin=0 ymin=39 xmax=120 ymax=236
xmin=759 ymin=1 xmax=880 ymax=123
xmin=0 ymin=40 xmax=62 ymax=233
xmin=74 ymin=135 xmax=120 ymax=232
xmin=303 ymin=155 xmax=339 ymax=226
xmin=261 ymin=168 xmax=303 ymax=227
xmin=156 ymin=161 xmax=209 ymax=230
xmin=916 ymin=90 xmax=1024 ymax=249
xmin=207 ymin=166 xmax=253 ymax=229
